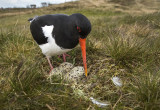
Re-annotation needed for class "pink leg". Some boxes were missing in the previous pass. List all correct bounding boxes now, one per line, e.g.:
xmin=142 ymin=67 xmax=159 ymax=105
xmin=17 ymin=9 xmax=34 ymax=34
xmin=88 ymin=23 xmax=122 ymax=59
xmin=58 ymin=53 xmax=70 ymax=62
xmin=64 ymin=53 xmax=70 ymax=57
xmin=47 ymin=57 xmax=53 ymax=73
xmin=63 ymin=54 xmax=66 ymax=62
xmin=62 ymin=53 xmax=70 ymax=62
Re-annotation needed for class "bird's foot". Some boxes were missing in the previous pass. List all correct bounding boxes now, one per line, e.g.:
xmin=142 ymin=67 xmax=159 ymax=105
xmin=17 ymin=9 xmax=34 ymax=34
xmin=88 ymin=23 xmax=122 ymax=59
xmin=58 ymin=53 xmax=70 ymax=62
xmin=49 ymin=67 xmax=54 ymax=84
xmin=49 ymin=67 xmax=54 ymax=74
xmin=46 ymin=57 xmax=54 ymax=75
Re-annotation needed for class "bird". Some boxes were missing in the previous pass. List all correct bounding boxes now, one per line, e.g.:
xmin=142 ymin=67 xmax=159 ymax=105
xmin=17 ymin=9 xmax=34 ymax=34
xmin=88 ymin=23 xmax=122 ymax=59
xmin=28 ymin=13 xmax=91 ymax=77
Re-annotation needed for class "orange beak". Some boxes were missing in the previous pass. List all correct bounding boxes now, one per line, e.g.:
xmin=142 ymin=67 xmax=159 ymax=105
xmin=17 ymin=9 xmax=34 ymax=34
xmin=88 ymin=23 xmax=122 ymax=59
xmin=79 ymin=38 xmax=87 ymax=77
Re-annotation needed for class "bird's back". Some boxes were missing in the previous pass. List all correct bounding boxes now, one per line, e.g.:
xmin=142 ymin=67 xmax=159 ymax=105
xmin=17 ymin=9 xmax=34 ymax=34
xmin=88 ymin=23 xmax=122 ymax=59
xmin=29 ymin=14 xmax=70 ymax=45
xmin=30 ymin=14 xmax=79 ymax=49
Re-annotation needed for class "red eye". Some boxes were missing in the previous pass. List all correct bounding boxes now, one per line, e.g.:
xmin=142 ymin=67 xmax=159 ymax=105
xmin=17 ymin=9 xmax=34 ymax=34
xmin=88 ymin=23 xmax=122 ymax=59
xmin=77 ymin=26 xmax=81 ymax=32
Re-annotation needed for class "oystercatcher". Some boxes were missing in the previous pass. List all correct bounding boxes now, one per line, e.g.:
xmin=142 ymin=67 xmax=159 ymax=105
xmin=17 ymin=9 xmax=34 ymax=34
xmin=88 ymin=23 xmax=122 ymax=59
xmin=28 ymin=13 xmax=91 ymax=77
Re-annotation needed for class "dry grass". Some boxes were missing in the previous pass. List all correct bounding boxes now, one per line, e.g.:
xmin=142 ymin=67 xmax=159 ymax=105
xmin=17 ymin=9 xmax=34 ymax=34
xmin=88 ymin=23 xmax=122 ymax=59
xmin=0 ymin=0 xmax=160 ymax=109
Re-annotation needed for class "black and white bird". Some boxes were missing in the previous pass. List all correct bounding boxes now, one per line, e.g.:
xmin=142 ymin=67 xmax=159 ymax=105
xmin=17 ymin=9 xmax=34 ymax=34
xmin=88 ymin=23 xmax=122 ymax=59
xmin=28 ymin=13 xmax=91 ymax=77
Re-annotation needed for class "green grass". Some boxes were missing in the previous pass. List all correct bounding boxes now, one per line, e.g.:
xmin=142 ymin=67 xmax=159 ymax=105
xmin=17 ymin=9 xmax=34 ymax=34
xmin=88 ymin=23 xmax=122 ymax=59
xmin=120 ymin=12 xmax=160 ymax=29
xmin=1 ymin=0 xmax=160 ymax=109
xmin=131 ymin=72 xmax=160 ymax=110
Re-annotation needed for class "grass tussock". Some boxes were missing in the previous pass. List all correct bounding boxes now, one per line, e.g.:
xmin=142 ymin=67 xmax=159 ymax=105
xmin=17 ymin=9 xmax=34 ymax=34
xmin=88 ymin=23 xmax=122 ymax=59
xmin=129 ymin=69 xmax=160 ymax=110
xmin=105 ymin=27 xmax=148 ymax=67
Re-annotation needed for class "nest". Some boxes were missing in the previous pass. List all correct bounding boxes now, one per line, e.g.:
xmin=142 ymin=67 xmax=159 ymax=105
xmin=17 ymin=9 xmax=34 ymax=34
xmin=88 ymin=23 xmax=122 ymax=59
xmin=46 ymin=59 xmax=125 ymax=108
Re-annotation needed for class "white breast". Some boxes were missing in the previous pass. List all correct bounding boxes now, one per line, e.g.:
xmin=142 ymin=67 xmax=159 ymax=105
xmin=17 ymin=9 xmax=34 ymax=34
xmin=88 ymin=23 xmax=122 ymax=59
xmin=39 ymin=25 xmax=71 ymax=58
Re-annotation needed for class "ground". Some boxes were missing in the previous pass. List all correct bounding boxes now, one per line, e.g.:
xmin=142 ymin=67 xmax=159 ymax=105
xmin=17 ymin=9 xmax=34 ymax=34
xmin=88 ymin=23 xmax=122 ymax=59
xmin=0 ymin=0 xmax=160 ymax=110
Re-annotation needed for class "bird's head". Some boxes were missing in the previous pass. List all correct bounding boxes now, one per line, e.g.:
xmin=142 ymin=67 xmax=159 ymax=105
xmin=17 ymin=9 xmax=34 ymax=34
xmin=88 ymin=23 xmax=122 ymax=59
xmin=72 ymin=13 xmax=91 ymax=39
xmin=70 ymin=13 xmax=91 ymax=77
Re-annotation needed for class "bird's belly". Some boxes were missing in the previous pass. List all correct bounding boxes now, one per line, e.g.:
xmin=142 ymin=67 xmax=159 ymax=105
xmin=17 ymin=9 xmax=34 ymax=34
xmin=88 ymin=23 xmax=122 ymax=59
xmin=39 ymin=25 xmax=72 ymax=57
xmin=39 ymin=41 xmax=71 ymax=58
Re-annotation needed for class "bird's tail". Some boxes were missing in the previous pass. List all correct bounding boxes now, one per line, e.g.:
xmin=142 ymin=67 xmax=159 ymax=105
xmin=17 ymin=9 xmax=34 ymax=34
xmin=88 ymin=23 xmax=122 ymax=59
xmin=28 ymin=16 xmax=38 ymax=23
xmin=28 ymin=18 xmax=33 ymax=23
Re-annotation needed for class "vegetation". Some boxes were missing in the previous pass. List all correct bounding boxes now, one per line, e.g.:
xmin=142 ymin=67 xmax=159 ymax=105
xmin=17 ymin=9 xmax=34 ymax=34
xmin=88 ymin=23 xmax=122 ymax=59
xmin=0 ymin=0 xmax=160 ymax=109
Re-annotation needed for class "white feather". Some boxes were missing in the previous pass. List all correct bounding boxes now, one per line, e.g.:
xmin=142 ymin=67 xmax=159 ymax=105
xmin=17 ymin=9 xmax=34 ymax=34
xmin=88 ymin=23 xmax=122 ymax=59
xmin=90 ymin=97 xmax=110 ymax=107
xmin=112 ymin=77 xmax=122 ymax=87
xmin=39 ymin=25 xmax=71 ymax=57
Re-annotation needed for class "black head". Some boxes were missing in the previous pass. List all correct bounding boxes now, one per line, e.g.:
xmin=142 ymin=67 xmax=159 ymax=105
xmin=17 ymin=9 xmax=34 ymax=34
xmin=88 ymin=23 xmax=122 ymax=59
xmin=70 ymin=13 xmax=91 ymax=39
